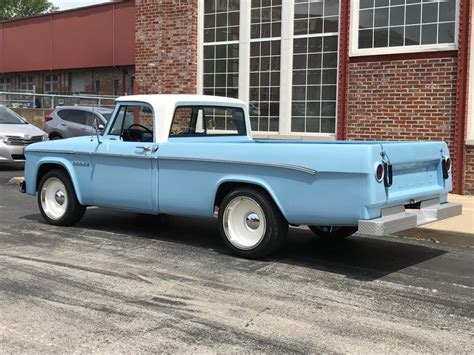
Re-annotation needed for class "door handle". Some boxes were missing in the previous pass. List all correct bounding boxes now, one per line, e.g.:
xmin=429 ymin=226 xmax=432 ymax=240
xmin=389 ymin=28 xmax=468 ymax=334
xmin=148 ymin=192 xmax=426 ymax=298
xmin=136 ymin=145 xmax=159 ymax=152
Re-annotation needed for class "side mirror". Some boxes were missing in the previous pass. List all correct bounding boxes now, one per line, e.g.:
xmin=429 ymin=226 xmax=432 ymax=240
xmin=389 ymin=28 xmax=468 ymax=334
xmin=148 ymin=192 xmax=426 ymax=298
xmin=93 ymin=117 xmax=103 ymax=144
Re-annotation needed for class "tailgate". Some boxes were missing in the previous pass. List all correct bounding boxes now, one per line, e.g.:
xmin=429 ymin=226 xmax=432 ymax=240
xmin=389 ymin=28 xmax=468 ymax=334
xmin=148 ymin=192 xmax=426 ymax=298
xmin=380 ymin=142 xmax=451 ymax=202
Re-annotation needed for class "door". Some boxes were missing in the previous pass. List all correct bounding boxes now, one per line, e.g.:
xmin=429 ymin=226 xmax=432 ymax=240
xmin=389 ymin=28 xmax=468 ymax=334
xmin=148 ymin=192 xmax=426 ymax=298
xmin=90 ymin=103 xmax=158 ymax=212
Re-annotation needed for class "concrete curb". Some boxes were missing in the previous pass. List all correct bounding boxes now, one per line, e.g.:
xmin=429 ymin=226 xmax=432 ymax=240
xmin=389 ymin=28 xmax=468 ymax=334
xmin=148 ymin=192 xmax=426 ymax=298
xmin=8 ymin=177 xmax=24 ymax=186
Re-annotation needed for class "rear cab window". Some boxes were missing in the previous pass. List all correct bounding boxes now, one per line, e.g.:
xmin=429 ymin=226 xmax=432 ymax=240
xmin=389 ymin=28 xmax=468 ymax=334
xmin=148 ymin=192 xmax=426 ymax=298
xmin=170 ymin=106 xmax=246 ymax=137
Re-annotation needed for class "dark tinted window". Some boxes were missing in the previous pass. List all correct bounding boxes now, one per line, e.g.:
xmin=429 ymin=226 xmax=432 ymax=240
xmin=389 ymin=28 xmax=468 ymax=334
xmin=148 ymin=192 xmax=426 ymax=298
xmin=57 ymin=109 xmax=71 ymax=121
xmin=65 ymin=110 xmax=88 ymax=125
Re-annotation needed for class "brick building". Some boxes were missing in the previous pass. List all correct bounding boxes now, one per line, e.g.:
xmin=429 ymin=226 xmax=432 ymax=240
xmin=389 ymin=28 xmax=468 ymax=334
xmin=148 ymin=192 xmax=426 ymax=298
xmin=0 ymin=1 xmax=136 ymax=97
xmin=0 ymin=0 xmax=473 ymax=194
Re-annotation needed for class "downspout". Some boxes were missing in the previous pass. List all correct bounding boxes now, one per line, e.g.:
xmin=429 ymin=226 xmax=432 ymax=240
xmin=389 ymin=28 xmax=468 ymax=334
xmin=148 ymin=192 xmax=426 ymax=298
xmin=336 ymin=0 xmax=350 ymax=140
xmin=454 ymin=0 xmax=471 ymax=194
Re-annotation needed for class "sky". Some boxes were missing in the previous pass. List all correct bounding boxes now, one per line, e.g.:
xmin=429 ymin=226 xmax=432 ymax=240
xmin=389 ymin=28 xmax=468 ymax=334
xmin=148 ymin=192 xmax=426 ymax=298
xmin=51 ymin=0 xmax=112 ymax=11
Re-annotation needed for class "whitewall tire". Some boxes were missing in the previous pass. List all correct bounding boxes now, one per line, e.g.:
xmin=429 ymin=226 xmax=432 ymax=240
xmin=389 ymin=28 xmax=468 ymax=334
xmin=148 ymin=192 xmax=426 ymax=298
xmin=218 ymin=187 xmax=287 ymax=259
xmin=38 ymin=169 xmax=86 ymax=226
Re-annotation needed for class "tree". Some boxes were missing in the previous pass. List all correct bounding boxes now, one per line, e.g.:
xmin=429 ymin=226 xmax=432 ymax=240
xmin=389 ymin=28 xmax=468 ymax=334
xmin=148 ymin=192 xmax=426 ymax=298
xmin=0 ymin=0 xmax=58 ymax=21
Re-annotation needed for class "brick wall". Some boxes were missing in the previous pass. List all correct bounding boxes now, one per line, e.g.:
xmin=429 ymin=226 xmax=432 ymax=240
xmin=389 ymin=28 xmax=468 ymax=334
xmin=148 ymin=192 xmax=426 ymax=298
xmin=135 ymin=0 xmax=198 ymax=94
xmin=466 ymin=147 xmax=474 ymax=193
xmin=347 ymin=57 xmax=463 ymax=188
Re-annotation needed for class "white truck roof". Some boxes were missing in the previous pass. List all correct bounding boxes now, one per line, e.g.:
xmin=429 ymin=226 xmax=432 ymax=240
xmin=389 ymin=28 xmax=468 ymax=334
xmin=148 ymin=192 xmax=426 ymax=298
xmin=114 ymin=94 xmax=251 ymax=143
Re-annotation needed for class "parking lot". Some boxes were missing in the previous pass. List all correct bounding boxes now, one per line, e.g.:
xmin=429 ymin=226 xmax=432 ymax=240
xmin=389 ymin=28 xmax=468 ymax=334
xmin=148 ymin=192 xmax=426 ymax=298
xmin=0 ymin=165 xmax=473 ymax=353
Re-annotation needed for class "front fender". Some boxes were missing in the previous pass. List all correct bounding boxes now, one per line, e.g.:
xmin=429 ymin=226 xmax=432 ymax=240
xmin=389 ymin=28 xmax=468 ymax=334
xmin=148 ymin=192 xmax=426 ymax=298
xmin=30 ymin=158 xmax=84 ymax=205
xmin=215 ymin=176 xmax=288 ymax=221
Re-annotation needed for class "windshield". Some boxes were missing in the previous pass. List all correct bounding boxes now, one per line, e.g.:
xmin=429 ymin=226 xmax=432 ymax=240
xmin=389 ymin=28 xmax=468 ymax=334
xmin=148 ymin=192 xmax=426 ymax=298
xmin=0 ymin=107 xmax=27 ymax=124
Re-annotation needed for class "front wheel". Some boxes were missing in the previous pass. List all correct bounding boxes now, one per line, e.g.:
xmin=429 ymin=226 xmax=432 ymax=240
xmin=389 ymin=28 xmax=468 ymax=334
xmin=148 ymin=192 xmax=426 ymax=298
xmin=218 ymin=188 xmax=288 ymax=259
xmin=308 ymin=226 xmax=357 ymax=240
xmin=38 ymin=170 xmax=86 ymax=226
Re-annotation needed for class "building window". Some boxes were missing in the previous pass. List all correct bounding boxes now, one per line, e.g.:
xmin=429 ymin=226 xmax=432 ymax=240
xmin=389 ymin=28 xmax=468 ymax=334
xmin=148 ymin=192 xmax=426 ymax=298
xmin=203 ymin=0 xmax=240 ymax=98
xmin=351 ymin=0 xmax=458 ymax=56
xmin=249 ymin=0 xmax=282 ymax=132
xmin=292 ymin=0 xmax=339 ymax=133
xmin=114 ymin=79 xmax=120 ymax=96
xmin=200 ymin=0 xmax=340 ymax=136
xmin=44 ymin=74 xmax=59 ymax=94
xmin=130 ymin=76 xmax=135 ymax=95
xmin=0 ymin=77 xmax=10 ymax=92
xmin=19 ymin=75 xmax=34 ymax=92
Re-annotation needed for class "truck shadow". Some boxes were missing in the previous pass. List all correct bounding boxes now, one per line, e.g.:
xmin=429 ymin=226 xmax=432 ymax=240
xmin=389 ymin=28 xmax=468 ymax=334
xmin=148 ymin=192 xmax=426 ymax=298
xmin=24 ymin=209 xmax=447 ymax=282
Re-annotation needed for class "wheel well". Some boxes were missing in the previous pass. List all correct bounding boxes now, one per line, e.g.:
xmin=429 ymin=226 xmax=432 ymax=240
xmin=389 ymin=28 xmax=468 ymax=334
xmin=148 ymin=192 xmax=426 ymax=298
xmin=49 ymin=132 xmax=62 ymax=139
xmin=214 ymin=182 xmax=285 ymax=218
xmin=36 ymin=163 xmax=68 ymax=191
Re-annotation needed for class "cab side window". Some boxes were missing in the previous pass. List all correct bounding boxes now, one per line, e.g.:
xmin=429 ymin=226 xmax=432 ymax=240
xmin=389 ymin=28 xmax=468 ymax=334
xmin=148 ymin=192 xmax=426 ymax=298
xmin=109 ymin=104 xmax=154 ymax=142
xmin=170 ymin=106 xmax=246 ymax=137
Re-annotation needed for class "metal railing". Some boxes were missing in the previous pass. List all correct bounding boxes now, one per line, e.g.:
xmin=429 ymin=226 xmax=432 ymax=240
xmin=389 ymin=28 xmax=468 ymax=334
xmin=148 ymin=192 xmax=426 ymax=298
xmin=0 ymin=91 xmax=117 ymax=109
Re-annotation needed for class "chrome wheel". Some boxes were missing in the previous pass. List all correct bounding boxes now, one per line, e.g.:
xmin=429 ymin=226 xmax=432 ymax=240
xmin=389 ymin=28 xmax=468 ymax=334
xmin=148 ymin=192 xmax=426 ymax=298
xmin=223 ymin=196 xmax=267 ymax=250
xmin=40 ymin=177 xmax=68 ymax=220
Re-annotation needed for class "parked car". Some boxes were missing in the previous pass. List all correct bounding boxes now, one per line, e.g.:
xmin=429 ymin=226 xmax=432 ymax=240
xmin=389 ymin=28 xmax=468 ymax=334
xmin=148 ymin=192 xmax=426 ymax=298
xmin=44 ymin=106 xmax=113 ymax=140
xmin=21 ymin=95 xmax=461 ymax=258
xmin=0 ymin=105 xmax=48 ymax=163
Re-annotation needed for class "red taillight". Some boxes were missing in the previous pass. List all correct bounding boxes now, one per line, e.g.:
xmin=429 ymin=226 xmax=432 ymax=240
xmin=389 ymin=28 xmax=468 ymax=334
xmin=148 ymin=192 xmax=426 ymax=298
xmin=44 ymin=115 xmax=53 ymax=122
xmin=375 ymin=163 xmax=384 ymax=182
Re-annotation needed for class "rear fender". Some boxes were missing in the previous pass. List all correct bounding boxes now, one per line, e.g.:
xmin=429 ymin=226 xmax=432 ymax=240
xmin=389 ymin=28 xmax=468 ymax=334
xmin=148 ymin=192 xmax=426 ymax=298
xmin=215 ymin=176 xmax=288 ymax=221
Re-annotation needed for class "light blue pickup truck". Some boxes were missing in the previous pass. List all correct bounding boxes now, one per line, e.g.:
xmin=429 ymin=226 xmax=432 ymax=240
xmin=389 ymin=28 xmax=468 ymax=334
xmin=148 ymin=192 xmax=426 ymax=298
xmin=21 ymin=95 xmax=462 ymax=258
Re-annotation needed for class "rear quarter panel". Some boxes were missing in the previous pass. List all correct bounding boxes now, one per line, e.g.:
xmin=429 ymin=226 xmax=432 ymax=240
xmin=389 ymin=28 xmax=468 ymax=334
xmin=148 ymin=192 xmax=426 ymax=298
xmin=157 ymin=140 xmax=375 ymax=225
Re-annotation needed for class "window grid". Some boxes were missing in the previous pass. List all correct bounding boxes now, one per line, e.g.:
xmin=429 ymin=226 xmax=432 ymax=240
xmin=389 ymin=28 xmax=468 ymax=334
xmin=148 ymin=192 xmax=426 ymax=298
xmin=0 ymin=77 xmax=10 ymax=92
xmin=358 ymin=0 xmax=457 ymax=49
xmin=294 ymin=0 xmax=339 ymax=36
xmin=203 ymin=0 xmax=240 ymax=100
xmin=249 ymin=0 xmax=282 ymax=132
xmin=249 ymin=40 xmax=281 ymax=132
xmin=251 ymin=0 xmax=282 ymax=39
xmin=203 ymin=43 xmax=239 ymax=99
xmin=44 ymin=74 xmax=59 ymax=94
xmin=291 ymin=0 xmax=339 ymax=134
xmin=204 ymin=0 xmax=240 ymax=43
xmin=19 ymin=75 xmax=34 ymax=92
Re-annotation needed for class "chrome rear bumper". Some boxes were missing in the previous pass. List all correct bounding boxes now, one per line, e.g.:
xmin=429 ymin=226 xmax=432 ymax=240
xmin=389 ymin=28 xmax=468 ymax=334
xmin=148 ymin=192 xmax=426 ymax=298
xmin=358 ymin=199 xmax=462 ymax=236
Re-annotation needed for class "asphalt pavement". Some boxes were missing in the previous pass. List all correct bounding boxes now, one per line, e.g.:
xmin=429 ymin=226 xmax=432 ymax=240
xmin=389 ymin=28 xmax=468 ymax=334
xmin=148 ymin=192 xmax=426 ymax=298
xmin=0 ymin=165 xmax=473 ymax=353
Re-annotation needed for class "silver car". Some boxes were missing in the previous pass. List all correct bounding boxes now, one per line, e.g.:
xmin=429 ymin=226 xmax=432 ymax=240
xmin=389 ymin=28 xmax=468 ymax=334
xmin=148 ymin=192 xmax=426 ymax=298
xmin=0 ymin=105 xmax=48 ymax=163
xmin=44 ymin=106 xmax=113 ymax=140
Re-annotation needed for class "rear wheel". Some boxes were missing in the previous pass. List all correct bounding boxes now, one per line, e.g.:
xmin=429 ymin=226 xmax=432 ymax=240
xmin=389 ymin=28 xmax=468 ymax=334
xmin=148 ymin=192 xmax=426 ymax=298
xmin=308 ymin=226 xmax=357 ymax=240
xmin=49 ymin=133 xmax=63 ymax=140
xmin=218 ymin=188 xmax=288 ymax=259
xmin=38 ymin=169 xmax=86 ymax=226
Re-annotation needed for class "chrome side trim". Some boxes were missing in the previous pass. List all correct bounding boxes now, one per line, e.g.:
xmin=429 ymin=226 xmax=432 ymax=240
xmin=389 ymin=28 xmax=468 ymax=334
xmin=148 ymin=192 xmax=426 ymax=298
xmin=158 ymin=156 xmax=318 ymax=175
xmin=27 ymin=150 xmax=155 ymax=160
xmin=27 ymin=149 xmax=76 ymax=154
xmin=91 ymin=152 xmax=154 ymax=160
